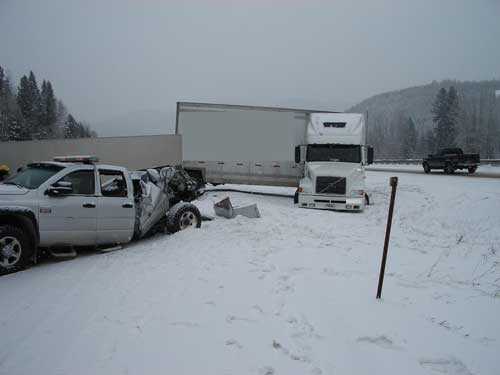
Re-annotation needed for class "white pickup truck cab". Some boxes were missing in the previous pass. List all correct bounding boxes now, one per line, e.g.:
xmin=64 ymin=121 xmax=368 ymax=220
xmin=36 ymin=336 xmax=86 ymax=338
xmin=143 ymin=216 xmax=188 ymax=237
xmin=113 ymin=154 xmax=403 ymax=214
xmin=0 ymin=156 xmax=201 ymax=274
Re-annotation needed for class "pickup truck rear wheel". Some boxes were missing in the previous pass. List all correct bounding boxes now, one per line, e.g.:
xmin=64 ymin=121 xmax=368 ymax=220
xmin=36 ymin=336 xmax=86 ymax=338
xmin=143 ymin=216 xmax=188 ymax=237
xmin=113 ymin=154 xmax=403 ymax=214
xmin=468 ymin=166 xmax=477 ymax=174
xmin=166 ymin=202 xmax=202 ymax=233
xmin=0 ymin=225 xmax=32 ymax=275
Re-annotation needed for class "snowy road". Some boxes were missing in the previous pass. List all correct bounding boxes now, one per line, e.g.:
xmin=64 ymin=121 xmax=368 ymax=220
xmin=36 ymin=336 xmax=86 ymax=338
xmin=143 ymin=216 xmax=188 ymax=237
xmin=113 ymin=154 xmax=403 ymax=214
xmin=1 ymin=170 xmax=499 ymax=375
xmin=368 ymin=163 xmax=500 ymax=179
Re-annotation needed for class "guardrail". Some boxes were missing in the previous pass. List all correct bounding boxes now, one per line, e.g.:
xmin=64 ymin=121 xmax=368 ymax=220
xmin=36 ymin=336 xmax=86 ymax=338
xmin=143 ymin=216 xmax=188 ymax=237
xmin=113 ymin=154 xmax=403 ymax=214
xmin=374 ymin=159 xmax=500 ymax=166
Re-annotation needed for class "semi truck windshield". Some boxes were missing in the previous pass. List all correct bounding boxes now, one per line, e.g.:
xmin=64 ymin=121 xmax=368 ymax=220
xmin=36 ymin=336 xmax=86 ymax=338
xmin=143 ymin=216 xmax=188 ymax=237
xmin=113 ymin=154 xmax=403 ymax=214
xmin=306 ymin=144 xmax=361 ymax=163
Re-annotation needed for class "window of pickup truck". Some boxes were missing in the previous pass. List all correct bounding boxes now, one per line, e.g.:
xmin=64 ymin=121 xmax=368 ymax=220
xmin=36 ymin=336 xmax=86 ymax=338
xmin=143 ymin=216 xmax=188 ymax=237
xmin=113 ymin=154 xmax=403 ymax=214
xmin=3 ymin=164 xmax=63 ymax=189
xmin=57 ymin=170 xmax=95 ymax=195
xmin=99 ymin=170 xmax=128 ymax=197
xmin=440 ymin=148 xmax=463 ymax=155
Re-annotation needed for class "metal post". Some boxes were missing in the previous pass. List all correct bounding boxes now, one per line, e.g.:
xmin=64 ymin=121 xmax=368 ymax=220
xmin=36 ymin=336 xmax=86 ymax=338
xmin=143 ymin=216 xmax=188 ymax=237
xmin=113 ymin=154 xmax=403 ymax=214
xmin=376 ymin=176 xmax=398 ymax=299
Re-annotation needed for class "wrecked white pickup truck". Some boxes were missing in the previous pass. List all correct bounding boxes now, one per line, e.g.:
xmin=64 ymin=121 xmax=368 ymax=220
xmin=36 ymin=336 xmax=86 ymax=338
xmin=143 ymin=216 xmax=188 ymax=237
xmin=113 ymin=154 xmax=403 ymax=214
xmin=0 ymin=156 xmax=202 ymax=275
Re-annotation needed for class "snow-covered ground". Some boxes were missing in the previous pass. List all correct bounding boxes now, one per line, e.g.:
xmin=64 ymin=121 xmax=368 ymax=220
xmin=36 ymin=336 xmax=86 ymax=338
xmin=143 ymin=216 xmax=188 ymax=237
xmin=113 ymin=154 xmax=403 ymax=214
xmin=1 ymin=170 xmax=499 ymax=375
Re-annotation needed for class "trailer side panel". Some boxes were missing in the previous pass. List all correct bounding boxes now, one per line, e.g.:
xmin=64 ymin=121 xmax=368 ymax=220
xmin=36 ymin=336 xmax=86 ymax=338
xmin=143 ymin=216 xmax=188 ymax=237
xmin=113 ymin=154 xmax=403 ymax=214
xmin=176 ymin=102 xmax=324 ymax=186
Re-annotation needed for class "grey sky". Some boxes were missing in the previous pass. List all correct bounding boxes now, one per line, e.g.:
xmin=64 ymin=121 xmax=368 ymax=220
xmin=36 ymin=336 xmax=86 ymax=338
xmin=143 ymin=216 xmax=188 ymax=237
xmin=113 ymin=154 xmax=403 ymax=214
xmin=1 ymin=0 xmax=499 ymax=135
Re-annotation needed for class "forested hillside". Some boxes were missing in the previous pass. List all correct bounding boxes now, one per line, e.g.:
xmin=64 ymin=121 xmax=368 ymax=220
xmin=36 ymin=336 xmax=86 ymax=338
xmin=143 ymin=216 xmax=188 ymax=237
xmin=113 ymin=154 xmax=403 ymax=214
xmin=0 ymin=65 xmax=96 ymax=142
xmin=348 ymin=80 xmax=500 ymax=158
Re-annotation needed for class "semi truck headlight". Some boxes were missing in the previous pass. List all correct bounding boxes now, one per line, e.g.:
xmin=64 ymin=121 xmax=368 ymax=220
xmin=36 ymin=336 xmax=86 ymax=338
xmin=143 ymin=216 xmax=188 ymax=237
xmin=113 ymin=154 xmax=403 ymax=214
xmin=350 ymin=190 xmax=364 ymax=198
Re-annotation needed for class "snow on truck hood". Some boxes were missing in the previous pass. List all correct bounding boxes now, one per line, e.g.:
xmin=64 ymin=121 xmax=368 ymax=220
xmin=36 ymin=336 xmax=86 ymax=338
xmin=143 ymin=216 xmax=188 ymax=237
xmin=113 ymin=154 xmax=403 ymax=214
xmin=0 ymin=183 xmax=29 ymax=195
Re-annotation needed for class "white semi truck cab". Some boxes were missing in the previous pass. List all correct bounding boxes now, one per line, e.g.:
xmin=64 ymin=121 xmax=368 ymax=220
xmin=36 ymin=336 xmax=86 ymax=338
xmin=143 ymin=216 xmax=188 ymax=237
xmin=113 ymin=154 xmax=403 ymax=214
xmin=295 ymin=113 xmax=373 ymax=211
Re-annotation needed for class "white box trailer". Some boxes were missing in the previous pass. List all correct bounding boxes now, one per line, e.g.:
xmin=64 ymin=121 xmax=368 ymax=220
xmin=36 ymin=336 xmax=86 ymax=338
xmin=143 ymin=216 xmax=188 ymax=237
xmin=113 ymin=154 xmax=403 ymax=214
xmin=176 ymin=102 xmax=329 ymax=186
xmin=176 ymin=102 xmax=374 ymax=211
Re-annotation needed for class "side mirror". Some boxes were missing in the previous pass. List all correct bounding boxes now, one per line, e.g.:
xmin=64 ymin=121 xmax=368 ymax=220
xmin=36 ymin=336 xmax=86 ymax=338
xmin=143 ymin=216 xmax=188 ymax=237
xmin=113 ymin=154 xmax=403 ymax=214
xmin=295 ymin=145 xmax=307 ymax=164
xmin=46 ymin=181 xmax=73 ymax=197
xmin=367 ymin=146 xmax=374 ymax=165
xmin=295 ymin=146 xmax=301 ymax=164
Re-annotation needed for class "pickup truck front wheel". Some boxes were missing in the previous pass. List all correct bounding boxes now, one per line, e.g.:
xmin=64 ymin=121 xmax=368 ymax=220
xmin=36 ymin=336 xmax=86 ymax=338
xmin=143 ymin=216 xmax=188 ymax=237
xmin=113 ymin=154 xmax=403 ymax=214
xmin=468 ymin=166 xmax=477 ymax=174
xmin=166 ymin=202 xmax=202 ymax=233
xmin=0 ymin=225 xmax=32 ymax=275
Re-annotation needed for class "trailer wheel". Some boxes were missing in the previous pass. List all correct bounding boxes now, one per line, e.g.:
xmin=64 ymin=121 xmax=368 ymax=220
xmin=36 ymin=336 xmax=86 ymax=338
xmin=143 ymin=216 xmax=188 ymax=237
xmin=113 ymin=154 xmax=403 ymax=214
xmin=0 ymin=225 xmax=32 ymax=275
xmin=423 ymin=163 xmax=431 ymax=174
xmin=468 ymin=166 xmax=477 ymax=174
xmin=166 ymin=202 xmax=202 ymax=234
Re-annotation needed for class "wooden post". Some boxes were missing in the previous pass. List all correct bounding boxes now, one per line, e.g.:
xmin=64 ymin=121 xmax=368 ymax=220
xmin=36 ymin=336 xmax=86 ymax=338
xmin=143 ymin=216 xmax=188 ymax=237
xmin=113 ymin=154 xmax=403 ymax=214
xmin=376 ymin=176 xmax=398 ymax=299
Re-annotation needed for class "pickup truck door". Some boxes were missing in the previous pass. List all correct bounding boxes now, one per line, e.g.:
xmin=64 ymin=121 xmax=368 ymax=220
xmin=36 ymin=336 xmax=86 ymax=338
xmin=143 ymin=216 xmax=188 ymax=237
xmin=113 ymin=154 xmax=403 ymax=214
xmin=38 ymin=167 xmax=97 ymax=246
xmin=96 ymin=168 xmax=135 ymax=245
xmin=428 ymin=152 xmax=445 ymax=168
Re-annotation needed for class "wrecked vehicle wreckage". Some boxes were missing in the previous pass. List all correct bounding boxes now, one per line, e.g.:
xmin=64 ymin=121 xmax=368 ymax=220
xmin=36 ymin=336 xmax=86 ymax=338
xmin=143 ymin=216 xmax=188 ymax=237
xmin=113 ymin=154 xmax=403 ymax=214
xmin=0 ymin=156 xmax=203 ymax=275
xmin=132 ymin=165 xmax=202 ymax=238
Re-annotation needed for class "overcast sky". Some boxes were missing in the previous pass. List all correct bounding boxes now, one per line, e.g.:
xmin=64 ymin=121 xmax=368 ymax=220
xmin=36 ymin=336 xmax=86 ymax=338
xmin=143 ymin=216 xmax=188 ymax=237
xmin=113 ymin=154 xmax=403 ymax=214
xmin=1 ymin=0 xmax=499 ymax=134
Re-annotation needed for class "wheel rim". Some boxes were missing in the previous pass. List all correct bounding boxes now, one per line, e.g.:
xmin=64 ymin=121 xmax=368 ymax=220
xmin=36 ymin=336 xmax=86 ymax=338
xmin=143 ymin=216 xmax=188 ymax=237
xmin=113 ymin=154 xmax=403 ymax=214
xmin=0 ymin=236 xmax=22 ymax=267
xmin=179 ymin=211 xmax=199 ymax=230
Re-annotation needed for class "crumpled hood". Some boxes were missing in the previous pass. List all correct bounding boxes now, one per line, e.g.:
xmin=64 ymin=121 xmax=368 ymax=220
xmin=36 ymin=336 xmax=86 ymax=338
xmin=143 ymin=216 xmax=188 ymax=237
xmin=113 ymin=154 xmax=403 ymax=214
xmin=0 ymin=183 xmax=29 ymax=196
xmin=307 ymin=162 xmax=361 ymax=178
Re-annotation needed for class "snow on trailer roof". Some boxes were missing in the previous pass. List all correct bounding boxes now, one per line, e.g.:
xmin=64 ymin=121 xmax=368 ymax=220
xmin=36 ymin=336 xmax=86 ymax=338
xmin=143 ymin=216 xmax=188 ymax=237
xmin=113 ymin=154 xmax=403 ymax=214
xmin=177 ymin=101 xmax=340 ymax=115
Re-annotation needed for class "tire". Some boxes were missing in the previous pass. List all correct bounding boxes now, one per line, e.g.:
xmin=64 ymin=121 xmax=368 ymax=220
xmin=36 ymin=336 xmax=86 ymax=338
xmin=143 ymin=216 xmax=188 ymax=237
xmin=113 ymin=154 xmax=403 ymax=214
xmin=444 ymin=163 xmax=454 ymax=174
xmin=423 ymin=163 xmax=431 ymax=174
xmin=0 ymin=225 xmax=33 ymax=275
xmin=468 ymin=166 xmax=477 ymax=174
xmin=166 ymin=202 xmax=202 ymax=234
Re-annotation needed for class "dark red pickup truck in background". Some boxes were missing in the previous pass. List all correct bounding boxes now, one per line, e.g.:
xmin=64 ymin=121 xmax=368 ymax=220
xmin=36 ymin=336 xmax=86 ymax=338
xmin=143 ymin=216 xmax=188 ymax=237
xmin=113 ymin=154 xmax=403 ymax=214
xmin=423 ymin=148 xmax=480 ymax=174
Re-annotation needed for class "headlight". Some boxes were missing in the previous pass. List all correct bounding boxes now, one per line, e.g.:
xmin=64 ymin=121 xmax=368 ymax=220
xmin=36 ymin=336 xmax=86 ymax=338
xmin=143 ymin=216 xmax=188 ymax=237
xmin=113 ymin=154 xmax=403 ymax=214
xmin=350 ymin=189 xmax=364 ymax=198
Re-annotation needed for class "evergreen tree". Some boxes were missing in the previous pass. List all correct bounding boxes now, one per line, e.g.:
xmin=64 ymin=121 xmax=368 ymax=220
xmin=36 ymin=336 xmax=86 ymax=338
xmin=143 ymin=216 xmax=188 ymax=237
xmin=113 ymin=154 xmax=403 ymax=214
xmin=423 ymin=129 xmax=436 ymax=155
xmin=431 ymin=87 xmax=449 ymax=150
xmin=27 ymin=71 xmax=42 ymax=138
xmin=16 ymin=75 xmax=33 ymax=140
xmin=16 ymin=71 xmax=42 ymax=139
xmin=1 ymin=65 xmax=96 ymax=142
xmin=0 ymin=66 xmax=8 ymax=140
xmin=431 ymin=86 xmax=459 ymax=150
xmin=446 ymin=86 xmax=459 ymax=144
xmin=40 ymin=80 xmax=57 ymax=138
xmin=0 ymin=66 xmax=24 ymax=141
xmin=64 ymin=114 xmax=79 ymax=138
xmin=401 ymin=116 xmax=417 ymax=158
xmin=54 ymin=99 xmax=68 ymax=138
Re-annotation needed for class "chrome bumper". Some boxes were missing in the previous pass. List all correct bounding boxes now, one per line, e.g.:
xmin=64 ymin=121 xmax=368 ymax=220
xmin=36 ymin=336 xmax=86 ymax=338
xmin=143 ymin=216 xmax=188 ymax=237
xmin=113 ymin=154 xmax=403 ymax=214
xmin=297 ymin=193 xmax=364 ymax=211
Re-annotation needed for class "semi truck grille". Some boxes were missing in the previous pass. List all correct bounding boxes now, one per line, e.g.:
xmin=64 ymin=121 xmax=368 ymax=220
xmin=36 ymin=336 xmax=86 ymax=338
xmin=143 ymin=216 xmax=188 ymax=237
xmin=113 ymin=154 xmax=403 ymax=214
xmin=315 ymin=176 xmax=346 ymax=195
